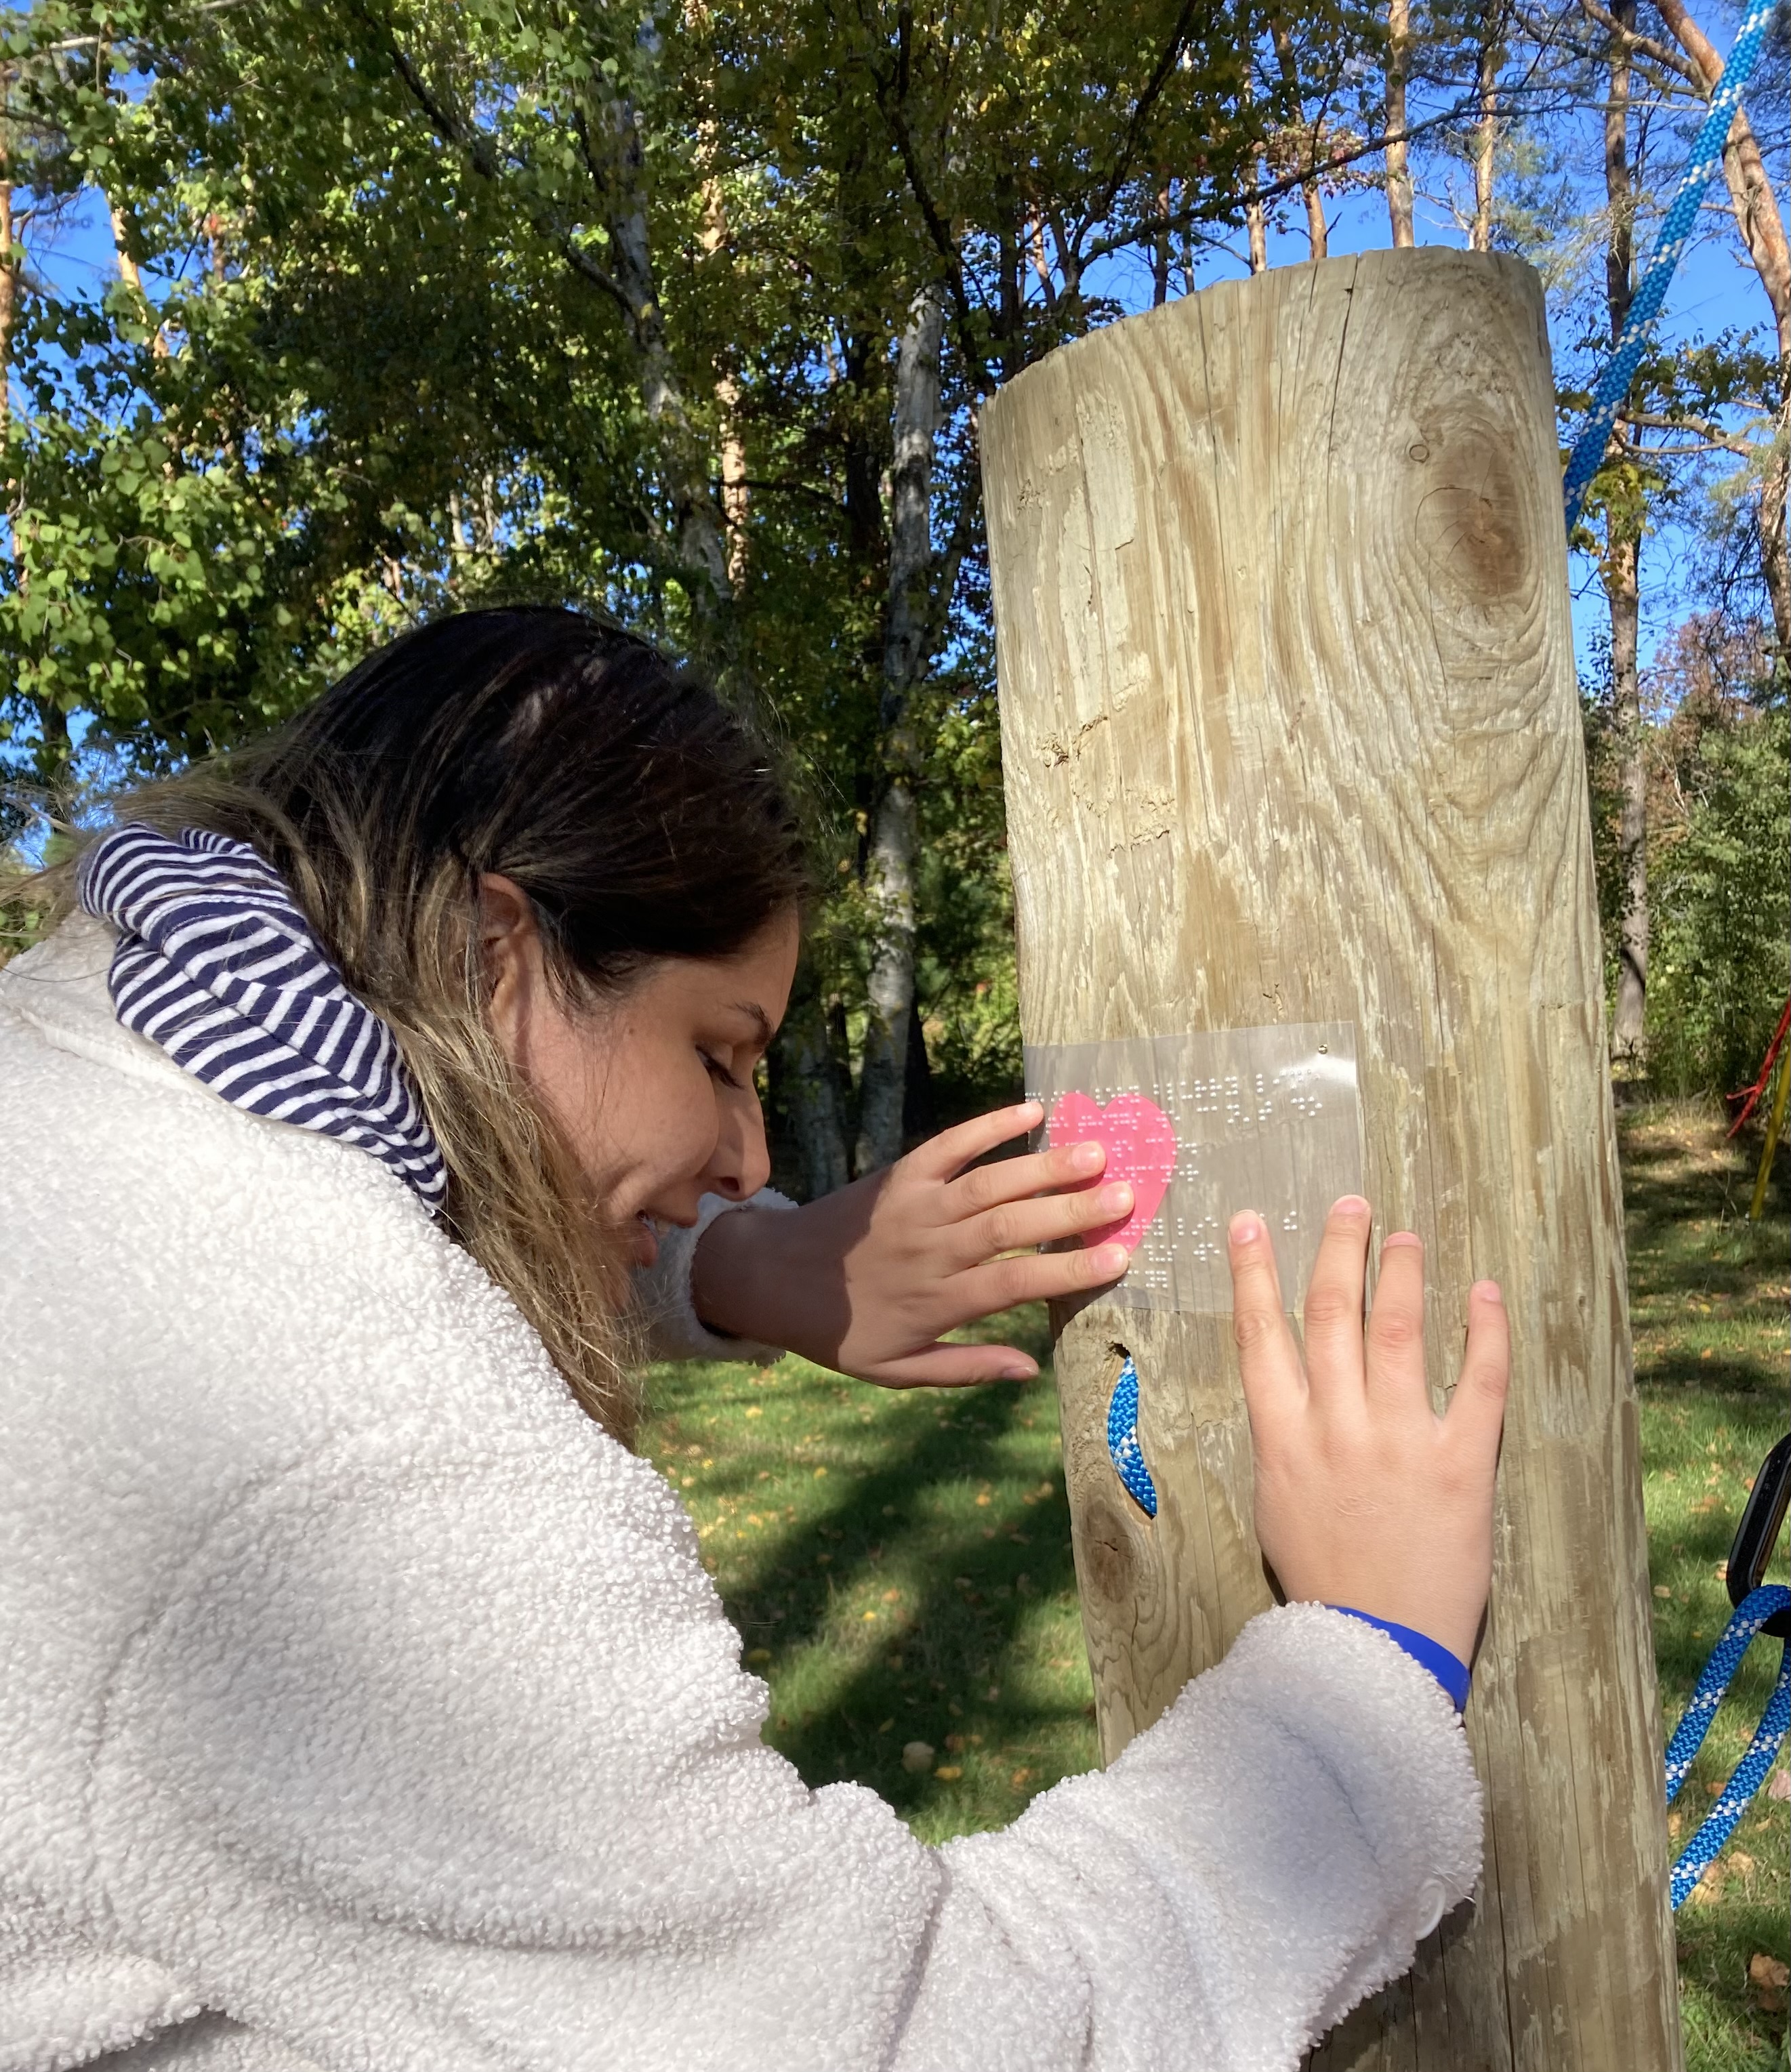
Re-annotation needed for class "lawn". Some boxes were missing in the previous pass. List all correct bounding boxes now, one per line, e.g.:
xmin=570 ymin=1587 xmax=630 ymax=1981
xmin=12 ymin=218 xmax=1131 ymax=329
xmin=638 ymin=1100 xmax=1788 ymax=2067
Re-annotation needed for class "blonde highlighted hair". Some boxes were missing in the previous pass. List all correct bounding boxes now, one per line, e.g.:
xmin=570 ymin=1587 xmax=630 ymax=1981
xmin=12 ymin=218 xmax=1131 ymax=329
xmin=11 ymin=610 xmax=806 ymax=1439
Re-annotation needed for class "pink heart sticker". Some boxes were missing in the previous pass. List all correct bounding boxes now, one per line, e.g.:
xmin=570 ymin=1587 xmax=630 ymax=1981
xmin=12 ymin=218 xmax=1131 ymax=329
xmin=1048 ymin=1091 xmax=1178 ymax=1252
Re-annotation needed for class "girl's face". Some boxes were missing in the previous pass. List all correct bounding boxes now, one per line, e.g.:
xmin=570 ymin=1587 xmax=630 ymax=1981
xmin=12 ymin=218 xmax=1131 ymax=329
xmin=482 ymin=878 xmax=800 ymax=1266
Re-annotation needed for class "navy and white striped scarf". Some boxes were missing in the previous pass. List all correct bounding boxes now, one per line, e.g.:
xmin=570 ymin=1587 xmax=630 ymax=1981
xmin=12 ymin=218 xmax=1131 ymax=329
xmin=78 ymin=825 xmax=448 ymax=1214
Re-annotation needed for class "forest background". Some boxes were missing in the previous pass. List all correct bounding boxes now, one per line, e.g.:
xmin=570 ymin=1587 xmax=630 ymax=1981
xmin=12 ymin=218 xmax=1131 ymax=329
xmin=0 ymin=0 xmax=1784 ymax=1188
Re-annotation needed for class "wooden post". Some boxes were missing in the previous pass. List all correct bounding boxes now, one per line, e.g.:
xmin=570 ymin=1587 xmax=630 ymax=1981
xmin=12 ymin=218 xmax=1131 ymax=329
xmin=982 ymin=251 xmax=1680 ymax=2072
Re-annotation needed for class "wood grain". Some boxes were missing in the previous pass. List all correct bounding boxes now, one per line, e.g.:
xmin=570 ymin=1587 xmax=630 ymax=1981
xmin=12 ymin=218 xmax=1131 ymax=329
xmin=982 ymin=251 xmax=1679 ymax=2072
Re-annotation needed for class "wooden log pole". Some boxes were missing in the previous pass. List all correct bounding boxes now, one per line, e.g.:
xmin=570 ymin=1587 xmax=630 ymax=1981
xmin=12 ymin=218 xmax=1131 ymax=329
xmin=982 ymin=251 xmax=1680 ymax=2072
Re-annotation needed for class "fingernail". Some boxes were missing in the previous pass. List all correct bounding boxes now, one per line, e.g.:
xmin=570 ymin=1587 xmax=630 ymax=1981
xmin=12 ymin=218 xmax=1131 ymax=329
xmin=1017 ymin=1098 xmax=1043 ymax=1119
xmin=1334 ymin=1195 xmax=1370 ymax=1217
xmin=1070 ymin=1141 xmax=1106 ymax=1173
xmin=1098 ymin=1181 xmax=1134 ymax=1213
xmin=1229 ymin=1211 xmax=1262 ymax=1243
xmin=1473 ymin=1279 xmax=1504 ymax=1304
xmin=1091 ymin=1243 xmax=1129 ymax=1277
xmin=1001 ymin=1361 xmax=1037 ymax=1381
xmin=1382 ymin=1231 xmax=1422 ymax=1250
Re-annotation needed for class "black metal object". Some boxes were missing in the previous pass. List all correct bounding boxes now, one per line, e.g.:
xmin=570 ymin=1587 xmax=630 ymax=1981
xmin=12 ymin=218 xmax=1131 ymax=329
xmin=1727 ymin=1432 xmax=1791 ymax=1639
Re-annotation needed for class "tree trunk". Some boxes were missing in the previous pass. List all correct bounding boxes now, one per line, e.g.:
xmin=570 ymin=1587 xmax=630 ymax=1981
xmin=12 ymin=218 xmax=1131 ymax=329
xmin=1384 ymin=0 xmax=1415 ymax=247
xmin=1649 ymin=0 xmax=1790 ymax=668
xmin=1604 ymin=0 xmax=1648 ymax=1062
xmin=1470 ymin=19 xmax=1498 ymax=253
xmin=1609 ymin=520 xmax=1648 ymax=1060
xmin=1762 ymin=395 xmax=1790 ymax=679
xmin=1272 ymin=23 xmax=1328 ymax=260
xmin=1245 ymin=159 xmax=1268 ymax=275
xmin=855 ymin=281 xmax=945 ymax=1176
xmin=697 ymin=167 xmax=750 ymax=594
xmin=1651 ymin=0 xmax=1790 ymax=360
xmin=1151 ymin=182 xmax=1172 ymax=307
xmin=775 ymin=959 xmax=851 ymax=1199
xmin=597 ymin=91 xmax=733 ymax=617
xmin=983 ymin=249 xmax=1681 ymax=2072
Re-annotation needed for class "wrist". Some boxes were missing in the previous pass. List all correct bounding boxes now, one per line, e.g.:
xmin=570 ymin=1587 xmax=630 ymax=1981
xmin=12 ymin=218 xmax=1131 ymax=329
xmin=689 ymin=1202 xmax=785 ymax=1345
xmin=1327 ymin=1607 xmax=1473 ymax=1712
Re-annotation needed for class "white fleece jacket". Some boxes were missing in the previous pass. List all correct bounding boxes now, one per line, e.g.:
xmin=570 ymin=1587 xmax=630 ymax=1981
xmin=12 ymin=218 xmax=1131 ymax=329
xmin=0 ymin=918 xmax=1484 ymax=2072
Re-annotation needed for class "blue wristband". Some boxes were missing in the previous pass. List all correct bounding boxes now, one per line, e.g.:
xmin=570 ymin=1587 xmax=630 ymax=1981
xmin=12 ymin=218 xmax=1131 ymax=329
xmin=1328 ymin=1607 xmax=1472 ymax=1713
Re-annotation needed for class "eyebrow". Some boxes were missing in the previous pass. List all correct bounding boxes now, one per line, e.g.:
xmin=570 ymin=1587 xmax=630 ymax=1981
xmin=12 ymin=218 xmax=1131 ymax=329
xmin=732 ymin=1001 xmax=773 ymax=1048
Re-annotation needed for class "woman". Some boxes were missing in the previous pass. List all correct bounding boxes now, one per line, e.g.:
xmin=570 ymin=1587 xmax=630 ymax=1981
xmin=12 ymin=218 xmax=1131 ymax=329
xmin=0 ymin=608 xmax=1506 ymax=2071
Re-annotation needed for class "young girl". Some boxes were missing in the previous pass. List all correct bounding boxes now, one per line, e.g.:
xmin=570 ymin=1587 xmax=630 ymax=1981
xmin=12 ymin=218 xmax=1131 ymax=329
xmin=0 ymin=608 xmax=1506 ymax=2072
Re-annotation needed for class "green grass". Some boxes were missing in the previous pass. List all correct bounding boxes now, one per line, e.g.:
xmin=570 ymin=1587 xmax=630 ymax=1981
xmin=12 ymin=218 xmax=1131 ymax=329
xmin=1624 ymin=1100 xmax=1789 ymax=2072
xmin=639 ymin=1102 xmax=1788 ymax=2058
xmin=638 ymin=1304 xmax=1099 ymax=1840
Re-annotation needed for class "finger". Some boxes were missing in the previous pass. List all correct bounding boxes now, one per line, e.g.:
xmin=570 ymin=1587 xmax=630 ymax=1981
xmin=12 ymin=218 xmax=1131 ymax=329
xmin=861 ymin=1342 xmax=1042 ymax=1389
xmin=951 ymin=1179 xmax=1136 ymax=1268
xmin=902 ymin=1101 xmax=1044 ymax=1183
xmin=948 ymin=1239 xmax=1132 ymax=1317
xmin=1364 ymin=1232 xmax=1428 ymax=1407
xmin=1445 ymin=1280 xmax=1509 ymax=1458
xmin=947 ymin=1137 xmax=1108 ymax=1216
xmin=1299 ymin=1196 xmax=1372 ymax=1403
xmin=1228 ymin=1210 xmax=1304 ymax=1425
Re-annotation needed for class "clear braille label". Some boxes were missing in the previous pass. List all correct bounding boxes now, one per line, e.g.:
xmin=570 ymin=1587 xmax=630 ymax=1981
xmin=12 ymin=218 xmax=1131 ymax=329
xmin=1023 ymin=1022 xmax=1364 ymax=1314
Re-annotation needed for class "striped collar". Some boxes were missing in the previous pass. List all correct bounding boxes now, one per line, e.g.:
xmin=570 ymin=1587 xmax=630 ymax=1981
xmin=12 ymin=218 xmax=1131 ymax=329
xmin=77 ymin=825 xmax=448 ymax=1214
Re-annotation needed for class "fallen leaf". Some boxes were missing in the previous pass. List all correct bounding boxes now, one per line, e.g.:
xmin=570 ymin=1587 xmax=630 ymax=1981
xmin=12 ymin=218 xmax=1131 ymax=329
xmin=1654 ymin=1586 xmax=1672 ymax=1599
xmin=882 ymin=1588 xmax=901 ymax=1602
xmin=877 ymin=1718 xmax=894 ymax=1733
xmin=1766 ymin=1768 xmax=1791 ymax=1802
xmin=934 ymin=1764 xmax=963 ymax=1781
xmin=746 ymin=1647 xmax=772 ymax=1664
xmin=945 ymin=1733 xmax=966 ymax=1752
xmin=813 ymin=1466 xmax=828 ymax=1479
xmin=1727 ymin=1851 xmax=1755 ymax=1878
xmin=1010 ymin=1768 xmax=1031 ymax=1787
xmin=1749 ymin=1953 xmax=1789 ymax=2014
xmin=1687 ymin=1866 xmax=1725 ymax=1904
xmin=901 ymin=1741 xmax=935 ymax=1774
xmin=974 ymin=1493 xmax=992 ymax=1508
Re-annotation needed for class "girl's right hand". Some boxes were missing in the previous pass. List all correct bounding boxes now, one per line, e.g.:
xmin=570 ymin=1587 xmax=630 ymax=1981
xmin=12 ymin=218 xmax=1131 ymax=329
xmin=1228 ymin=1197 xmax=1508 ymax=1667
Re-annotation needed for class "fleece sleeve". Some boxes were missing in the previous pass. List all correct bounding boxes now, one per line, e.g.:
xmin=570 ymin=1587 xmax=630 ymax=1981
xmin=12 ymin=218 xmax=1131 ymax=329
xmin=633 ymin=1187 xmax=798 ymax=1363
xmin=94 ymin=1420 xmax=1481 ymax=2072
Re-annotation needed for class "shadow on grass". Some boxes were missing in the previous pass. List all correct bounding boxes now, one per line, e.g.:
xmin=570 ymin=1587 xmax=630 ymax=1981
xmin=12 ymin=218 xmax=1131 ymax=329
xmin=646 ymin=1305 xmax=1098 ymax=1834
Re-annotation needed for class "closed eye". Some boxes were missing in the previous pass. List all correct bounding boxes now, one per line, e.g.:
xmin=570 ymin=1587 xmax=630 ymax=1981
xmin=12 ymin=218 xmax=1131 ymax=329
xmin=699 ymin=1048 xmax=745 ymax=1092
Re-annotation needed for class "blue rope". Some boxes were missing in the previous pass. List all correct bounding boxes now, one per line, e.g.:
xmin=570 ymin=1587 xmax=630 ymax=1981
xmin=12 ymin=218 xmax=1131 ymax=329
xmin=1561 ymin=0 xmax=1776 ymax=531
xmin=1107 ymin=1354 xmax=1158 ymax=1518
xmin=1662 ymin=1583 xmax=1791 ymax=1909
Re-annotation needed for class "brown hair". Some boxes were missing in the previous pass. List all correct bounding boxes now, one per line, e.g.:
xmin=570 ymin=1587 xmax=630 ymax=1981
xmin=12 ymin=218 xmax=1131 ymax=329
xmin=18 ymin=608 xmax=806 ymax=1437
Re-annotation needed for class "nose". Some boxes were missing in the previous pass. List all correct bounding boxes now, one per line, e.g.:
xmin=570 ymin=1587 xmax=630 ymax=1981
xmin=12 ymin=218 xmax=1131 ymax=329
xmin=701 ymin=1087 xmax=772 ymax=1203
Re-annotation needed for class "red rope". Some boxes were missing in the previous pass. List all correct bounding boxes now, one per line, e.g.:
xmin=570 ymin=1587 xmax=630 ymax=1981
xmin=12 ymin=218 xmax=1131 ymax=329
xmin=1727 ymin=998 xmax=1791 ymax=1138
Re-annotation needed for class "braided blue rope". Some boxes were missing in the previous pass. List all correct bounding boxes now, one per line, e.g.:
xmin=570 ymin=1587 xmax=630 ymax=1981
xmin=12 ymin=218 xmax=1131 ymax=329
xmin=1662 ymin=1583 xmax=1791 ymax=1909
xmin=1107 ymin=1354 xmax=1158 ymax=1518
xmin=1561 ymin=0 xmax=1775 ymax=530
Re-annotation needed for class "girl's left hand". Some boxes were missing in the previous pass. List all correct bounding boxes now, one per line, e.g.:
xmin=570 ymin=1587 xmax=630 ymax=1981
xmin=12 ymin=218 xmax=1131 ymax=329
xmin=688 ymin=1101 xmax=1134 ymax=1385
